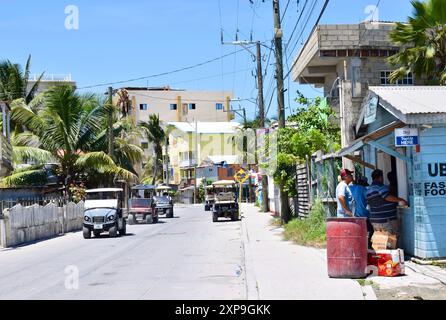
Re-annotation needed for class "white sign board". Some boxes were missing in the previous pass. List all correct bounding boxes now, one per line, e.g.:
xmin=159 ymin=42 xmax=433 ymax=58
xmin=364 ymin=96 xmax=379 ymax=125
xmin=395 ymin=127 xmax=419 ymax=147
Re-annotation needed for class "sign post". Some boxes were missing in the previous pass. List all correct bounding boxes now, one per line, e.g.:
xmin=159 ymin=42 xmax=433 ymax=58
xmin=234 ymin=169 xmax=249 ymax=204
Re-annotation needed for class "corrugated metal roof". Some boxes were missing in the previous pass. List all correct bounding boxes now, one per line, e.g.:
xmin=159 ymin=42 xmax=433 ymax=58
xmin=370 ymin=86 xmax=446 ymax=115
xmin=167 ymin=122 xmax=241 ymax=134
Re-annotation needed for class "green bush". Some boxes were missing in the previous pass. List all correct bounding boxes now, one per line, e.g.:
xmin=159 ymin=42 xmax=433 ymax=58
xmin=283 ymin=199 xmax=326 ymax=247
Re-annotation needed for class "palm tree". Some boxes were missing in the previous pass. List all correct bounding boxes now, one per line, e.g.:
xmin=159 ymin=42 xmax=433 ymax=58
xmin=389 ymin=0 xmax=446 ymax=84
xmin=0 ymin=55 xmax=43 ymax=105
xmin=3 ymin=84 xmax=138 ymax=188
xmin=139 ymin=114 xmax=165 ymax=185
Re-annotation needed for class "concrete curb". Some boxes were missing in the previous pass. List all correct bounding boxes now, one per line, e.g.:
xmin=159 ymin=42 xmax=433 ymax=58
xmin=361 ymin=285 xmax=378 ymax=300
xmin=240 ymin=208 xmax=260 ymax=300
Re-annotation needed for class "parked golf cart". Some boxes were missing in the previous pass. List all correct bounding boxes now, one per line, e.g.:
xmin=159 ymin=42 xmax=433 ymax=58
xmin=211 ymin=180 xmax=239 ymax=222
xmin=127 ymin=184 xmax=158 ymax=224
xmin=204 ymin=185 xmax=215 ymax=211
xmin=83 ymin=188 xmax=127 ymax=238
xmin=153 ymin=185 xmax=174 ymax=218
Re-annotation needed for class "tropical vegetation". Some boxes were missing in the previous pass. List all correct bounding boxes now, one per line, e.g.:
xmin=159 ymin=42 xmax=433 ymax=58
xmin=389 ymin=0 xmax=446 ymax=84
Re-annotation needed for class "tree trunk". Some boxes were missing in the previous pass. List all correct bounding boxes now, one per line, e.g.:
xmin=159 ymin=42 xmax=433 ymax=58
xmin=261 ymin=175 xmax=269 ymax=212
xmin=279 ymin=182 xmax=291 ymax=223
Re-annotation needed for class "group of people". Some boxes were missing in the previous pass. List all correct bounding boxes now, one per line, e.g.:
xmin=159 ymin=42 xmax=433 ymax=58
xmin=336 ymin=168 xmax=408 ymax=247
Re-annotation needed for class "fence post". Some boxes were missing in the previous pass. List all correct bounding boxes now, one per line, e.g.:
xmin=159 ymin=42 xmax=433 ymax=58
xmin=0 ymin=216 xmax=6 ymax=248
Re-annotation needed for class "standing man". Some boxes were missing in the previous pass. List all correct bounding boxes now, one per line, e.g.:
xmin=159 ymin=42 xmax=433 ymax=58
xmin=366 ymin=169 xmax=408 ymax=241
xmin=350 ymin=176 xmax=373 ymax=248
xmin=336 ymin=169 xmax=354 ymax=217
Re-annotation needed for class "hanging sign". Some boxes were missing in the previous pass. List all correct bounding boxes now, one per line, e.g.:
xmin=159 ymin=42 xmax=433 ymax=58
xmin=395 ymin=127 xmax=419 ymax=147
xmin=364 ymin=96 xmax=379 ymax=125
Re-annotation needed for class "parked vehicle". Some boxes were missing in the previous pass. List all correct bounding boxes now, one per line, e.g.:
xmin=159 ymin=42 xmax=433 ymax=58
xmin=204 ymin=185 xmax=215 ymax=211
xmin=128 ymin=184 xmax=158 ymax=224
xmin=153 ymin=185 xmax=174 ymax=218
xmin=211 ymin=180 xmax=239 ymax=222
xmin=83 ymin=188 xmax=127 ymax=239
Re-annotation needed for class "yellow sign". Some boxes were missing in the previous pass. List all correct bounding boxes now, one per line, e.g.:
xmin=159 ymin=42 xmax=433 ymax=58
xmin=234 ymin=169 xmax=249 ymax=183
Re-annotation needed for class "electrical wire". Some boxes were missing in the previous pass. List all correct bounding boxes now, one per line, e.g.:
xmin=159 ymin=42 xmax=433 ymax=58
xmin=77 ymin=49 xmax=247 ymax=90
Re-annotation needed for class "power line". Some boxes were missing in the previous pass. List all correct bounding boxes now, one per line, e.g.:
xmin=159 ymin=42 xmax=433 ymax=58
xmin=77 ymin=48 xmax=247 ymax=90
xmin=281 ymin=0 xmax=292 ymax=22
xmin=284 ymin=0 xmax=330 ymax=81
xmin=284 ymin=0 xmax=310 ymax=51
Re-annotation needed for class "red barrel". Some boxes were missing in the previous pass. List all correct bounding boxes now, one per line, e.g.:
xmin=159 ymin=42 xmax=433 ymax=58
xmin=326 ymin=218 xmax=368 ymax=278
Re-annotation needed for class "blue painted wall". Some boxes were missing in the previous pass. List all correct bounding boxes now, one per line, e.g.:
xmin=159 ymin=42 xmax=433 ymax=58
xmin=412 ymin=124 xmax=446 ymax=258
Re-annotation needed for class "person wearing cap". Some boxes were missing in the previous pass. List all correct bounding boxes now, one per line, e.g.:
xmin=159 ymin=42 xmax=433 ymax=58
xmin=336 ymin=169 xmax=354 ymax=217
xmin=366 ymin=169 xmax=408 ymax=239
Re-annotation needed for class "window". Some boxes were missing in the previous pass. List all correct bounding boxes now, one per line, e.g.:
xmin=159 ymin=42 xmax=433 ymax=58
xmin=188 ymin=103 xmax=196 ymax=110
xmin=380 ymin=71 xmax=414 ymax=86
xmin=170 ymin=104 xmax=177 ymax=110
xmin=216 ymin=103 xmax=223 ymax=110
xmin=141 ymin=142 xmax=149 ymax=149
xmin=139 ymin=104 xmax=148 ymax=110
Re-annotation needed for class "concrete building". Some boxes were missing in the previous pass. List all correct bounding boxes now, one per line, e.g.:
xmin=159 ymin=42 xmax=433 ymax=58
xmin=167 ymin=121 xmax=242 ymax=185
xmin=121 ymin=87 xmax=234 ymax=124
xmin=27 ymin=74 xmax=76 ymax=94
xmin=291 ymin=22 xmax=423 ymax=168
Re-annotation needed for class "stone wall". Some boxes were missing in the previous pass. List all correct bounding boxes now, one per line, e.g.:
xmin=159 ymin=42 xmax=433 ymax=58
xmin=0 ymin=201 xmax=84 ymax=248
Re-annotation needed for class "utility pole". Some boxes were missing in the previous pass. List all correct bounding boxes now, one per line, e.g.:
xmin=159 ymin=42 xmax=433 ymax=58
xmin=273 ymin=0 xmax=286 ymax=129
xmin=107 ymin=87 xmax=114 ymax=160
xmin=272 ymin=0 xmax=290 ymax=222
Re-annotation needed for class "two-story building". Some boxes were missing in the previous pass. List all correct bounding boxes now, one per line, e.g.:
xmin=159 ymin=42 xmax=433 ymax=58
xmin=291 ymin=22 xmax=416 ymax=168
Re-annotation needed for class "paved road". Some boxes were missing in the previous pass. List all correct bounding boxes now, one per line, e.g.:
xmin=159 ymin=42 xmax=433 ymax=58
xmin=0 ymin=205 xmax=246 ymax=300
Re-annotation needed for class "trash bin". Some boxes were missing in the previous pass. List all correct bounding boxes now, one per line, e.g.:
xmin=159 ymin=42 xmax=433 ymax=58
xmin=326 ymin=217 xmax=368 ymax=278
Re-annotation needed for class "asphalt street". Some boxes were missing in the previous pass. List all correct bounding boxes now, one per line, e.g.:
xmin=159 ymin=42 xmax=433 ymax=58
xmin=0 ymin=205 xmax=245 ymax=300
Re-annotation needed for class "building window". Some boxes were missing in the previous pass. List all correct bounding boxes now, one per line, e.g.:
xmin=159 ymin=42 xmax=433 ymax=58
xmin=216 ymin=103 xmax=223 ymax=110
xmin=170 ymin=104 xmax=177 ymax=110
xmin=188 ymin=103 xmax=196 ymax=110
xmin=141 ymin=142 xmax=149 ymax=149
xmin=140 ymin=104 xmax=148 ymax=110
xmin=380 ymin=71 xmax=414 ymax=86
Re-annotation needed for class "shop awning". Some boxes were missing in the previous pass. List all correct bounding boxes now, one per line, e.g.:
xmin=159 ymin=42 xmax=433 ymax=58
xmin=335 ymin=120 xmax=407 ymax=168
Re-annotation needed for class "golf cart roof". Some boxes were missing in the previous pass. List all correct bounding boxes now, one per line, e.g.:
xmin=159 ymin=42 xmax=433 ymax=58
xmin=204 ymin=185 xmax=214 ymax=189
xmin=212 ymin=180 xmax=236 ymax=187
xmin=156 ymin=185 xmax=171 ymax=190
xmin=132 ymin=184 xmax=156 ymax=190
xmin=86 ymin=188 xmax=123 ymax=193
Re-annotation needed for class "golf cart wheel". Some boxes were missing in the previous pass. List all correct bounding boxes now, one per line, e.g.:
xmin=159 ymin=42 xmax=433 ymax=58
xmin=152 ymin=215 xmax=159 ymax=224
xmin=119 ymin=221 xmax=126 ymax=236
xmin=93 ymin=230 xmax=101 ymax=237
xmin=167 ymin=209 xmax=174 ymax=218
xmin=83 ymin=227 xmax=91 ymax=239
xmin=109 ymin=224 xmax=118 ymax=238
xmin=212 ymin=212 xmax=218 ymax=222
xmin=231 ymin=212 xmax=239 ymax=221
xmin=146 ymin=215 xmax=154 ymax=224
xmin=128 ymin=214 xmax=136 ymax=225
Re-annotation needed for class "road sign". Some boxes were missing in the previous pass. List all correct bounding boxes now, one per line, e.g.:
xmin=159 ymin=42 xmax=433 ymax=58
xmin=234 ymin=169 xmax=249 ymax=183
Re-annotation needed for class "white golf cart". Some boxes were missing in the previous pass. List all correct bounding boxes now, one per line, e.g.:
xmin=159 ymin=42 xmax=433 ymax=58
xmin=83 ymin=188 xmax=127 ymax=239
xmin=153 ymin=185 xmax=174 ymax=218
xmin=211 ymin=180 xmax=239 ymax=222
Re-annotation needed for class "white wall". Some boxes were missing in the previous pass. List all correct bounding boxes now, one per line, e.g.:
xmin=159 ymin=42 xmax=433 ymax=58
xmin=0 ymin=201 xmax=84 ymax=248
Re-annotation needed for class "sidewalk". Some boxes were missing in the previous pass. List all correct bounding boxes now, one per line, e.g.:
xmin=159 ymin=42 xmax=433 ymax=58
xmin=240 ymin=204 xmax=374 ymax=300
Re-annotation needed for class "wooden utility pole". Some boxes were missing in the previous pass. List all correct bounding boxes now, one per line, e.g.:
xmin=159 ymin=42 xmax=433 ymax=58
xmin=273 ymin=0 xmax=290 ymax=222
xmin=107 ymin=87 xmax=114 ymax=160
xmin=273 ymin=0 xmax=286 ymax=129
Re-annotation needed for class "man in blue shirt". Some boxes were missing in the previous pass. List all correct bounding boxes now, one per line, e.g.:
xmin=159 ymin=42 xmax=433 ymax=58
xmin=336 ymin=169 xmax=353 ymax=217
xmin=350 ymin=176 xmax=372 ymax=248
xmin=366 ymin=169 xmax=408 ymax=241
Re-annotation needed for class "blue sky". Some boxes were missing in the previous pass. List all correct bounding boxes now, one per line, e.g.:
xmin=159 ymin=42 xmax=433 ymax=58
xmin=1 ymin=0 xmax=415 ymax=122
